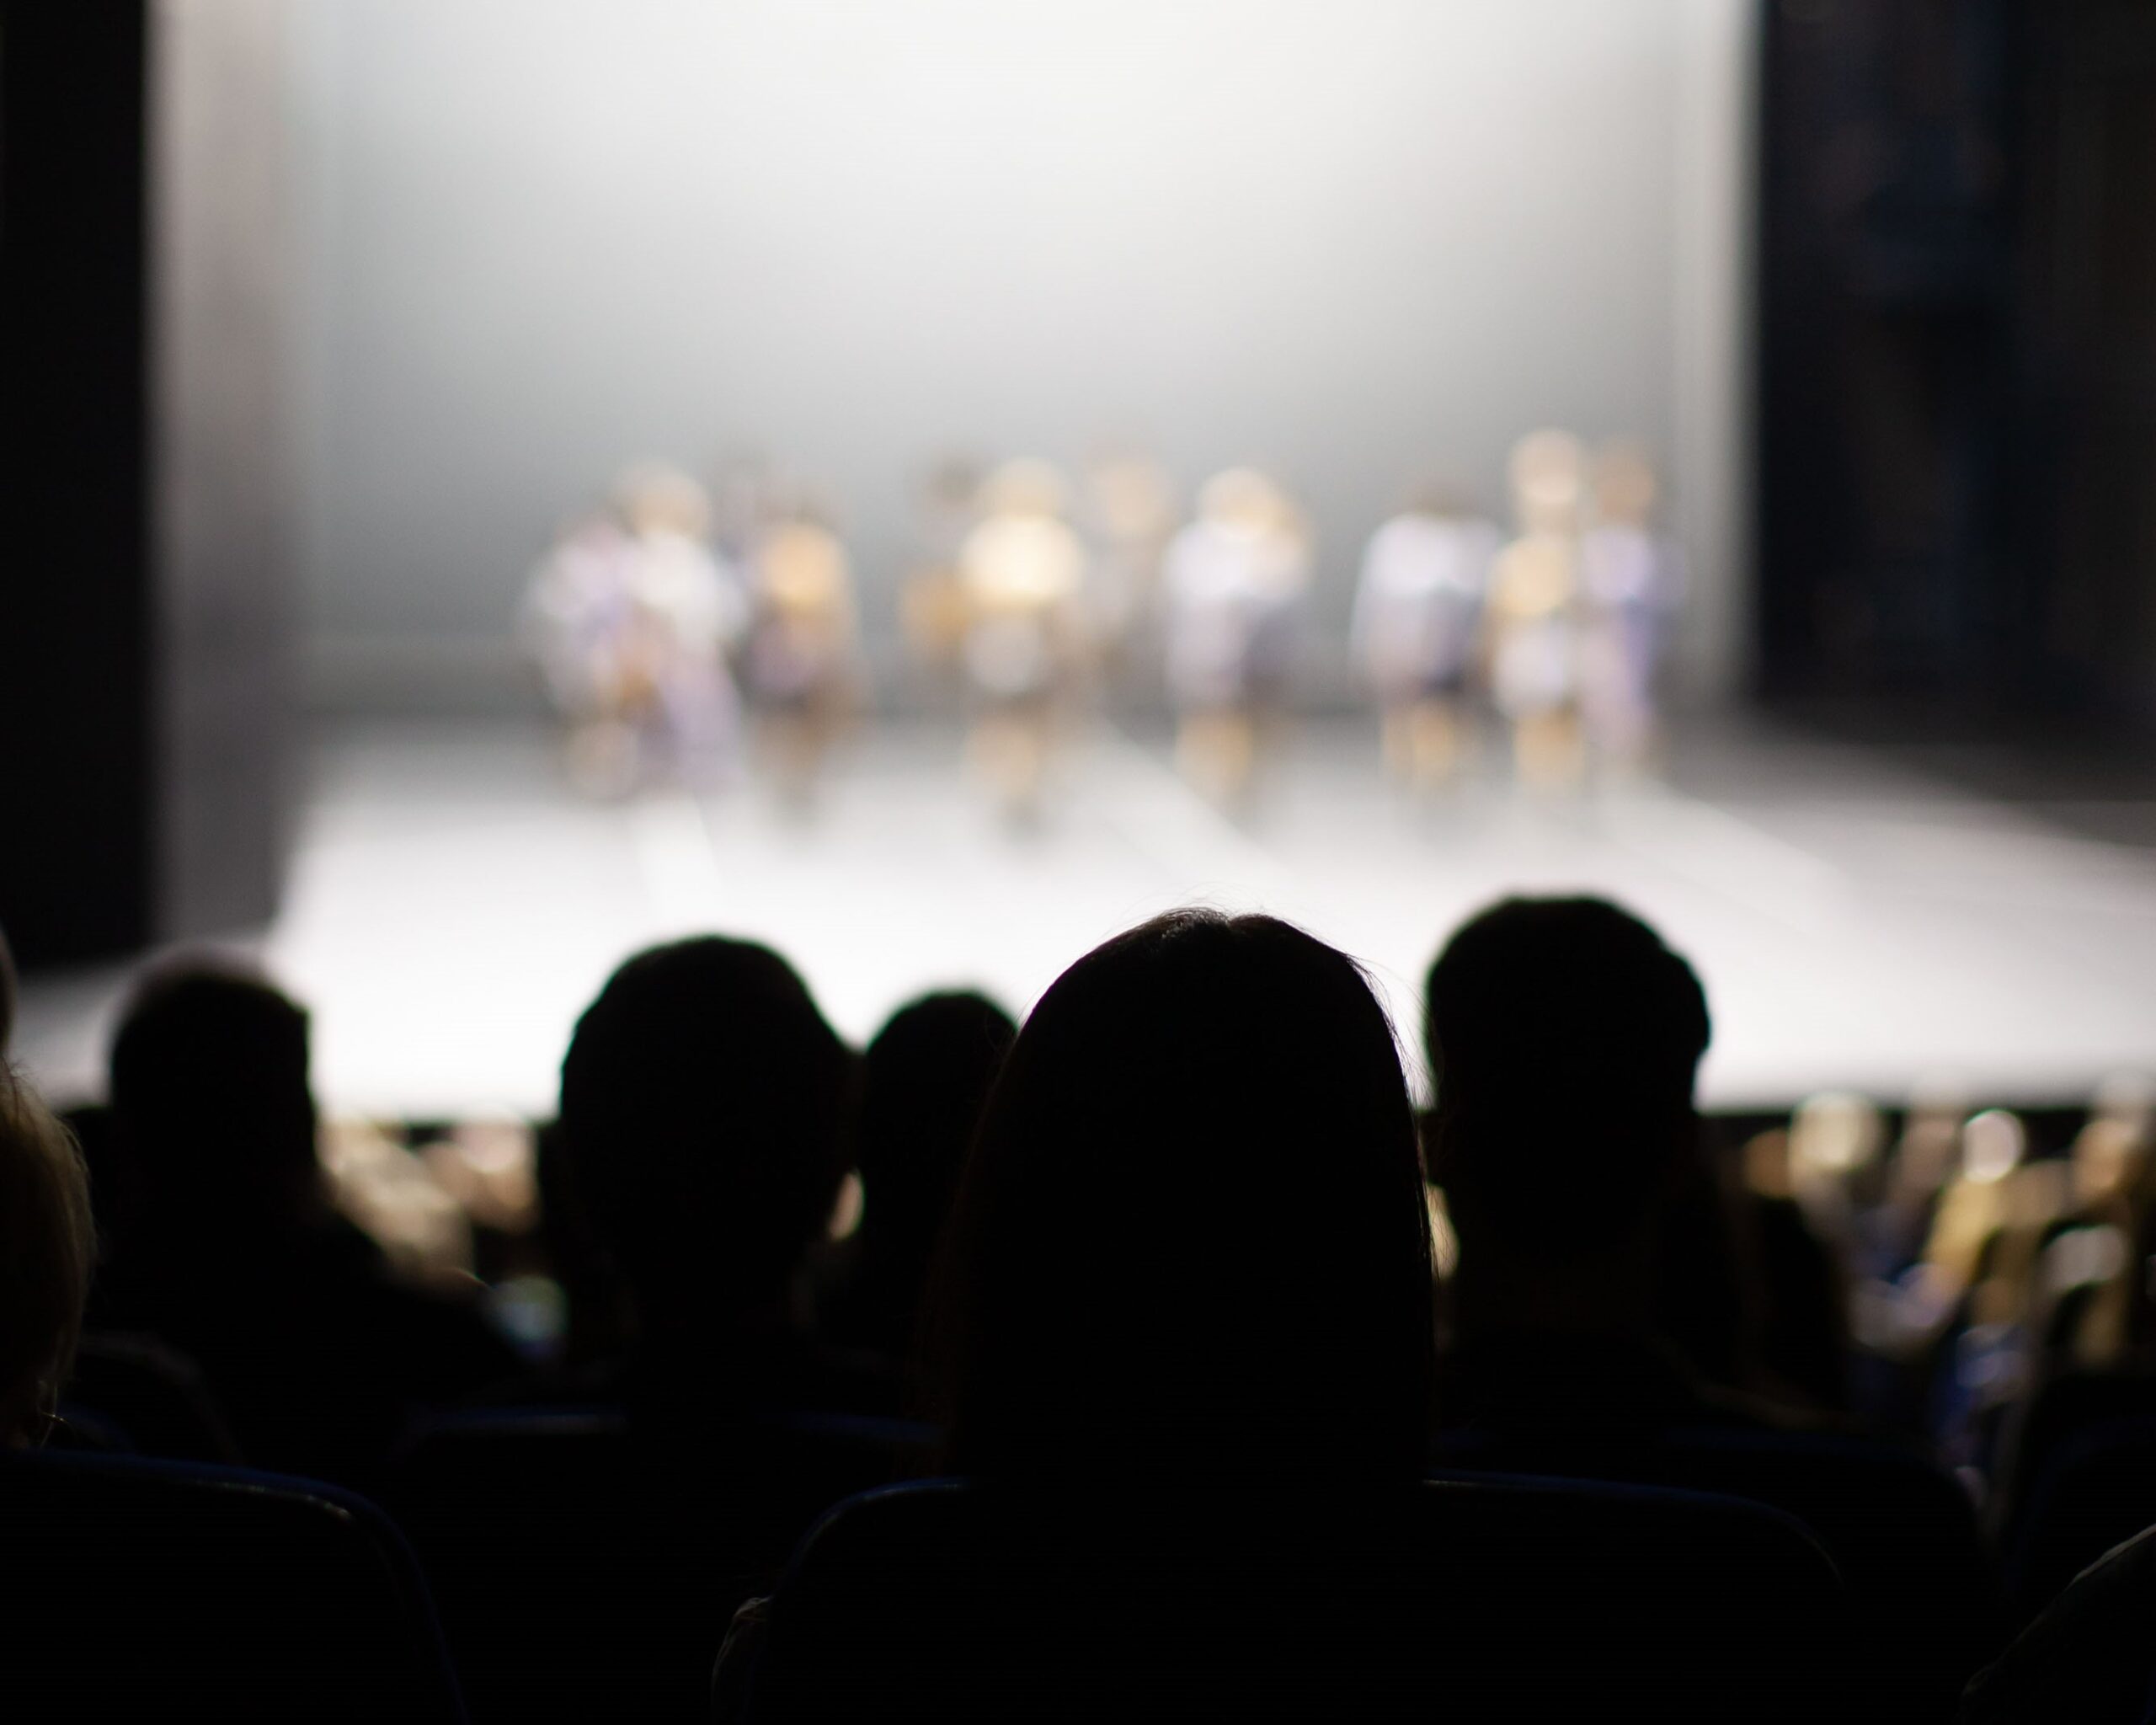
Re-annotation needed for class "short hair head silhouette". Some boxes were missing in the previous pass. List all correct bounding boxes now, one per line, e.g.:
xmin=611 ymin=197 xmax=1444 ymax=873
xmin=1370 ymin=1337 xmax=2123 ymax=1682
xmin=835 ymin=991 xmax=1016 ymax=1352
xmin=108 ymin=959 xmax=318 ymax=1228
xmin=1425 ymin=895 xmax=1709 ymax=1253
xmin=560 ymin=936 xmax=853 ymax=1337
xmin=931 ymin=910 xmax=1435 ymax=1480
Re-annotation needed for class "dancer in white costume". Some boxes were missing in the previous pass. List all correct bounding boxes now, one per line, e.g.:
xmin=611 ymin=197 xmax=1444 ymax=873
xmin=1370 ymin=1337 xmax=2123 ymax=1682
xmin=521 ymin=464 xmax=748 ymax=796
xmin=1352 ymin=481 xmax=1499 ymax=789
xmin=1486 ymin=430 xmax=1588 ymax=789
xmin=1578 ymin=444 xmax=1684 ymax=773
xmin=1161 ymin=468 xmax=1312 ymax=803
xmin=743 ymin=495 xmax=862 ymax=800
xmin=957 ymin=460 xmax=1090 ymax=817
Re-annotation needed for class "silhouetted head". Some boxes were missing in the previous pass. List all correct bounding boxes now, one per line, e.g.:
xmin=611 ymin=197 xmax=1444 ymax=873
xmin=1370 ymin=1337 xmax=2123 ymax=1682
xmin=856 ymin=991 xmax=1015 ymax=1262
xmin=0 ymin=1066 xmax=93 ymax=1445
xmin=108 ymin=961 xmax=318 ymax=1225
xmin=560 ymin=937 xmax=852 ymax=1329
xmin=1424 ymin=896 xmax=1710 ymax=1263
xmin=933 ymin=911 xmax=1435 ymax=1480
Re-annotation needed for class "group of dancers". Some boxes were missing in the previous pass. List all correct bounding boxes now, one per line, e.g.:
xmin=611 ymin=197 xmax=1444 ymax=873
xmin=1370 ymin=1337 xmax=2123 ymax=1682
xmin=520 ymin=430 xmax=1682 ymax=810
xmin=521 ymin=462 xmax=861 ymax=798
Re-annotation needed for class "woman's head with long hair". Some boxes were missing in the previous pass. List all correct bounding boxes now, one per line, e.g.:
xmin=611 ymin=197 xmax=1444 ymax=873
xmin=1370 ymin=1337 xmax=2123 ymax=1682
xmin=930 ymin=911 xmax=1435 ymax=1480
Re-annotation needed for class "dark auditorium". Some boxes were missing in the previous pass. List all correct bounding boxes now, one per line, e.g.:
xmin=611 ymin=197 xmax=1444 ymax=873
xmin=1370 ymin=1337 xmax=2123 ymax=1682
xmin=10 ymin=3 xmax=2156 ymax=1719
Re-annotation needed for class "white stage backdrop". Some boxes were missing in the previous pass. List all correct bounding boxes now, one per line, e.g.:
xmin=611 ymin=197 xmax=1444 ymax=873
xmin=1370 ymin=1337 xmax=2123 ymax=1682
xmin=291 ymin=0 xmax=1752 ymax=711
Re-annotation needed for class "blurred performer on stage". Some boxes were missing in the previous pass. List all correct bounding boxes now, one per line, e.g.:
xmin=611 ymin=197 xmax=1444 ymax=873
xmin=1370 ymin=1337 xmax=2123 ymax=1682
xmin=899 ymin=457 xmax=985 ymax=697
xmin=1351 ymin=478 xmax=1499 ymax=791
xmin=957 ymin=459 xmax=1090 ymax=819
xmin=709 ymin=452 xmax=776 ymax=572
xmin=1081 ymin=447 xmax=1179 ymax=681
xmin=1486 ymin=430 xmax=1588 ymax=789
xmin=1578 ymin=443 xmax=1684 ymax=773
xmin=743 ymin=493 xmax=862 ymax=802
xmin=521 ymin=463 xmax=747 ymax=796
xmin=1161 ymin=467 xmax=1312 ymax=804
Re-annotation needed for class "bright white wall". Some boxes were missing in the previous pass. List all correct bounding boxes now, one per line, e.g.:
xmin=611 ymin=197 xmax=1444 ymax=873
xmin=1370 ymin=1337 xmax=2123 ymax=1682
xmin=294 ymin=0 xmax=1750 ymax=708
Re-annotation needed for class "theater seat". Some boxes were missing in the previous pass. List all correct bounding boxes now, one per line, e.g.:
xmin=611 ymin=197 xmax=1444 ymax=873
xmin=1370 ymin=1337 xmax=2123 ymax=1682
xmin=0 ymin=1448 xmax=464 ymax=1723
xmin=386 ymin=1405 xmax=936 ymax=1725
xmin=734 ymin=1476 xmax=1851 ymax=1723
xmin=1434 ymin=1424 xmax=2002 ymax=1722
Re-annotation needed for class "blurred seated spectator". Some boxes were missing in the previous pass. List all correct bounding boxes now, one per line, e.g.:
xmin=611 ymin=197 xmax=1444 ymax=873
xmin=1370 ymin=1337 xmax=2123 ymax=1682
xmin=93 ymin=961 xmax=518 ymax=1483
xmin=0 ymin=1063 xmax=93 ymax=1446
xmin=814 ymin=990 xmax=1015 ymax=1363
xmin=1424 ymin=895 xmax=1781 ymax=1435
xmin=387 ymin=936 xmax=902 ymax=1723
xmin=1424 ymin=895 xmax=1999 ymax=1722
xmin=553 ymin=934 xmax=871 ymax=1418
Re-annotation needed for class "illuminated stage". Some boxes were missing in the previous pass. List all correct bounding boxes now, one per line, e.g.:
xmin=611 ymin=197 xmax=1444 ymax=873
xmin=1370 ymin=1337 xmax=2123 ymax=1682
xmin=21 ymin=716 xmax=2156 ymax=1118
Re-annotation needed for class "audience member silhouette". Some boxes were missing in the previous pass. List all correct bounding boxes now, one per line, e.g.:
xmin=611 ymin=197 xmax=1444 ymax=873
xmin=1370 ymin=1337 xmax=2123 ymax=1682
xmin=94 ymin=962 xmax=515 ymax=1481
xmin=1424 ymin=895 xmax=1770 ymax=1431
xmin=1425 ymin=896 xmax=1999 ymax=1723
xmin=927 ymin=909 xmax=1436 ymax=1478
xmin=0 ymin=1065 xmax=92 ymax=1445
xmin=556 ymin=935 xmax=862 ymax=1420
xmin=816 ymin=990 xmax=1015 ymax=1362
xmin=396 ymin=938 xmax=884 ymax=1724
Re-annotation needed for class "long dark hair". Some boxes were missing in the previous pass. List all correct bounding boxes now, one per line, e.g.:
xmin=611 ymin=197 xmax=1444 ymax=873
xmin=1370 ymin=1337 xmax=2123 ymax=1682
xmin=927 ymin=911 xmax=1436 ymax=1480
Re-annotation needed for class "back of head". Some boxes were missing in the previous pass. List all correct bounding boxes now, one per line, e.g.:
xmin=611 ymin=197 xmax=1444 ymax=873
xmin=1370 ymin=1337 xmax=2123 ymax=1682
xmin=857 ymin=991 xmax=1016 ymax=1256
xmin=560 ymin=937 xmax=852 ymax=1320
xmin=1425 ymin=897 xmax=1709 ymax=1258
xmin=108 ymin=961 xmax=316 ymax=1222
xmin=0 ymin=1066 xmax=93 ymax=1443
xmin=934 ymin=911 xmax=1435 ymax=1479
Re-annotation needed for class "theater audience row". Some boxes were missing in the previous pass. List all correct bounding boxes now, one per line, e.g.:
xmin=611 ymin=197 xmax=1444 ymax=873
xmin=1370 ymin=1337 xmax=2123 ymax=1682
xmin=4 ymin=900 xmax=2156 ymax=1722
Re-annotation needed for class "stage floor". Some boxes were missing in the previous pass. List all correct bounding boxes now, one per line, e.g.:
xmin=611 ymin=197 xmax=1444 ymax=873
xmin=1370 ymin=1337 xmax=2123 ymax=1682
xmin=20 ymin=715 xmax=2156 ymax=1117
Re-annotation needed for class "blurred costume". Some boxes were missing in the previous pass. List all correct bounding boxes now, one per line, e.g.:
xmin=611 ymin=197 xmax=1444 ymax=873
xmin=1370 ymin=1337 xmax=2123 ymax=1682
xmin=1161 ymin=469 xmax=1311 ymax=803
xmin=1486 ymin=430 xmax=1588 ymax=789
xmin=1081 ymin=449 xmax=1178 ymax=678
xmin=957 ymin=461 xmax=1090 ymax=817
xmin=744 ymin=505 xmax=861 ymax=799
xmin=899 ymin=457 xmax=985 ymax=693
xmin=1578 ymin=445 xmax=1684 ymax=772
xmin=1352 ymin=486 xmax=1498 ymax=790
xmin=523 ymin=465 xmax=748 ymax=795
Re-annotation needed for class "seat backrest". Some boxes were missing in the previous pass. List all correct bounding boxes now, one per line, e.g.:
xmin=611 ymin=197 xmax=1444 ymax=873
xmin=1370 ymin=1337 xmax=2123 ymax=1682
xmin=0 ymin=1448 xmax=464 ymax=1723
xmin=738 ymin=1475 xmax=1850 ymax=1723
xmin=1436 ymin=1423 xmax=2003 ymax=1721
xmin=386 ymin=1405 xmax=936 ymax=1725
xmin=2008 ymin=1414 xmax=2156 ymax=1621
